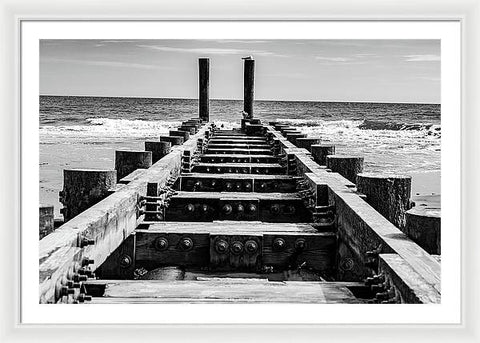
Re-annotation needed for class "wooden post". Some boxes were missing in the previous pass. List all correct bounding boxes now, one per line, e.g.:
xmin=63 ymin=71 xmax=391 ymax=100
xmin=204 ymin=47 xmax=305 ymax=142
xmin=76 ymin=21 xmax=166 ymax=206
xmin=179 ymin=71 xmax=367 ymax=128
xmin=243 ymin=59 xmax=255 ymax=119
xmin=356 ymin=173 xmax=412 ymax=229
xmin=145 ymin=141 xmax=171 ymax=163
xmin=39 ymin=205 xmax=54 ymax=239
xmin=59 ymin=169 xmax=117 ymax=222
xmin=160 ymin=136 xmax=184 ymax=146
xmin=326 ymin=155 xmax=364 ymax=184
xmin=115 ymin=150 xmax=153 ymax=181
xmin=295 ymin=137 xmax=322 ymax=152
xmin=405 ymin=207 xmax=441 ymax=254
xmin=199 ymin=58 xmax=210 ymax=122
xmin=311 ymin=144 xmax=336 ymax=165
xmin=286 ymin=132 xmax=307 ymax=144
xmin=169 ymin=130 xmax=190 ymax=142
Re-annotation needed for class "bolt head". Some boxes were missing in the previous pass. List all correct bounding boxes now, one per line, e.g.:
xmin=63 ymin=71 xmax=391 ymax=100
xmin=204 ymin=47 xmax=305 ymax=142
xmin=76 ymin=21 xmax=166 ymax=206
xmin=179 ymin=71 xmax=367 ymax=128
xmin=247 ymin=204 xmax=257 ymax=213
xmin=155 ymin=237 xmax=169 ymax=251
xmin=245 ymin=240 xmax=258 ymax=254
xmin=294 ymin=238 xmax=306 ymax=251
xmin=184 ymin=204 xmax=195 ymax=213
xmin=179 ymin=237 xmax=194 ymax=251
xmin=119 ymin=255 xmax=132 ymax=268
xmin=222 ymin=204 xmax=233 ymax=215
xmin=236 ymin=204 xmax=245 ymax=213
xmin=215 ymin=239 xmax=229 ymax=254
xmin=231 ymin=241 xmax=244 ymax=255
xmin=270 ymin=204 xmax=281 ymax=214
xmin=272 ymin=238 xmax=286 ymax=251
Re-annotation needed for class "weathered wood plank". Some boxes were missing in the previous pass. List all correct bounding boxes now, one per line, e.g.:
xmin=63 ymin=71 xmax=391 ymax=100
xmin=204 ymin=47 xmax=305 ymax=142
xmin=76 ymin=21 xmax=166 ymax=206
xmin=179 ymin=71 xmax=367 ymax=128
xmin=206 ymin=148 xmax=273 ymax=155
xmin=86 ymin=280 xmax=363 ymax=304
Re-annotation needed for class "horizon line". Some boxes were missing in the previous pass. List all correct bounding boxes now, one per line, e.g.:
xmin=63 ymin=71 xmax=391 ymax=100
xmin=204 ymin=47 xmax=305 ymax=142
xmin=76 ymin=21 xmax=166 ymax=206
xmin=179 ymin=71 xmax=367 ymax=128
xmin=39 ymin=94 xmax=440 ymax=106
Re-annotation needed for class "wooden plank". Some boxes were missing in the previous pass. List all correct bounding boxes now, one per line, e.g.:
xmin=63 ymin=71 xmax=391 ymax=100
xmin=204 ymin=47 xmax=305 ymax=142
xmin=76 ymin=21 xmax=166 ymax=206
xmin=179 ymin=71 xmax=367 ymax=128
xmin=87 ymin=280 xmax=363 ymax=304
xmin=139 ymin=221 xmax=320 ymax=234
xmin=379 ymin=254 xmax=440 ymax=304
xmin=200 ymin=154 xmax=278 ymax=163
xmin=171 ymin=191 xmax=301 ymax=200
xmin=206 ymin=148 xmax=273 ymax=155
xmin=192 ymin=162 xmax=285 ymax=174
xmin=207 ymin=143 xmax=270 ymax=149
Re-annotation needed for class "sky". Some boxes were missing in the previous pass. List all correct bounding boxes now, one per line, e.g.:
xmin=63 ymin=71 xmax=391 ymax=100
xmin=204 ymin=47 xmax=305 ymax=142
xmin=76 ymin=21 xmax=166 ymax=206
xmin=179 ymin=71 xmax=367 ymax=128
xmin=40 ymin=39 xmax=440 ymax=103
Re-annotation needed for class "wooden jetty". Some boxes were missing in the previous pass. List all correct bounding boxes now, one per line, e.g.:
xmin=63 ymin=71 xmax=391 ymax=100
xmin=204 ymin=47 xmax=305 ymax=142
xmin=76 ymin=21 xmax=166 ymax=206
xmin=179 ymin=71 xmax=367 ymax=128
xmin=39 ymin=58 xmax=441 ymax=305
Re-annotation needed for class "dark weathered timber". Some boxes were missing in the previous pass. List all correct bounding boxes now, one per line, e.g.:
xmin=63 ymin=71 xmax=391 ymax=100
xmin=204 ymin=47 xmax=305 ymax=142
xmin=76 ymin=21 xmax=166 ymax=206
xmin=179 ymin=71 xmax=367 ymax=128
xmin=60 ymin=169 xmax=117 ymax=222
xmin=192 ymin=162 xmax=285 ymax=175
xmin=169 ymin=130 xmax=190 ymax=142
xmin=39 ymin=205 xmax=54 ymax=239
xmin=356 ymin=173 xmax=412 ymax=229
xmin=295 ymin=138 xmax=322 ymax=152
xmin=200 ymin=154 xmax=278 ymax=164
xmin=115 ymin=150 xmax=152 ymax=181
xmin=326 ymin=155 xmax=364 ymax=184
xmin=199 ymin=58 xmax=210 ymax=121
xmin=205 ymin=148 xmax=273 ymax=155
xmin=243 ymin=59 xmax=255 ymax=118
xmin=311 ymin=144 xmax=336 ymax=166
xmin=405 ymin=206 xmax=441 ymax=254
xmin=160 ymin=136 xmax=184 ymax=146
xmin=145 ymin=141 xmax=171 ymax=163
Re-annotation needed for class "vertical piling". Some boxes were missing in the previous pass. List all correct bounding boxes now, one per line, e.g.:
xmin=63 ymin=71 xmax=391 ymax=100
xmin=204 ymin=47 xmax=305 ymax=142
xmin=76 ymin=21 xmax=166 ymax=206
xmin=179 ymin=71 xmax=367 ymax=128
xmin=356 ymin=173 xmax=412 ymax=229
xmin=243 ymin=58 xmax=255 ymax=119
xmin=326 ymin=155 xmax=364 ymax=184
xmin=145 ymin=141 xmax=171 ymax=163
xmin=115 ymin=150 xmax=153 ymax=181
xmin=311 ymin=144 xmax=336 ymax=165
xmin=39 ymin=205 xmax=54 ymax=239
xmin=60 ymin=169 xmax=117 ymax=222
xmin=199 ymin=58 xmax=210 ymax=122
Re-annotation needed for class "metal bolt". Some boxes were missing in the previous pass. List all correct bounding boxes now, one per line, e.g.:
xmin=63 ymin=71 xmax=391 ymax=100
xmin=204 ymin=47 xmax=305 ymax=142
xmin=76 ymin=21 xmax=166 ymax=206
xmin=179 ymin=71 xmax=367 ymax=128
xmin=247 ymin=203 xmax=257 ymax=213
xmin=244 ymin=183 xmax=252 ymax=191
xmin=119 ymin=255 xmax=132 ymax=268
xmin=184 ymin=203 xmax=195 ymax=213
xmin=80 ymin=238 xmax=95 ymax=248
xmin=222 ymin=204 xmax=233 ymax=215
xmin=235 ymin=183 xmax=242 ymax=191
xmin=245 ymin=240 xmax=258 ymax=254
xmin=284 ymin=205 xmax=296 ymax=214
xmin=154 ymin=237 xmax=169 ymax=251
xmin=73 ymin=274 xmax=88 ymax=282
xmin=260 ymin=183 xmax=267 ymax=190
xmin=215 ymin=239 xmax=229 ymax=254
xmin=201 ymin=204 xmax=209 ymax=213
xmin=225 ymin=182 xmax=233 ymax=191
xmin=66 ymin=280 xmax=81 ymax=288
xmin=211 ymin=180 xmax=217 ymax=187
xmin=81 ymin=258 xmax=94 ymax=267
xmin=77 ymin=294 xmax=92 ymax=303
xmin=231 ymin=241 xmax=244 ymax=255
xmin=236 ymin=204 xmax=245 ymax=213
xmin=270 ymin=204 xmax=281 ymax=214
xmin=272 ymin=238 xmax=286 ymax=251
xmin=294 ymin=238 xmax=306 ymax=251
xmin=179 ymin=237 xmax=194 ymax=251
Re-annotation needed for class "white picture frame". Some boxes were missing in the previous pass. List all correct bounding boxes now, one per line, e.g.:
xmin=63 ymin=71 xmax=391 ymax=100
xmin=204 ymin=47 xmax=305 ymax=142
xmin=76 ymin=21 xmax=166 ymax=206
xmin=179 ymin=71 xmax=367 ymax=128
xmin=1 ymin=0 xmax=479 ymax=341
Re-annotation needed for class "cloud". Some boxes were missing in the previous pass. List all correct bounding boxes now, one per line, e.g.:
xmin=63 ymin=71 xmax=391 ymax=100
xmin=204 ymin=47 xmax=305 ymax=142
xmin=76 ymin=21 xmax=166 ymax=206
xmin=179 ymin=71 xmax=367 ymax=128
xmin=136 ymin=44 xmax=286 ymax=57
xmin=404 ymin=54 xmax=440 ymax=62
xmin=42 ymin=57 xmax=168 ymax=70
xmin=315 ymin=56 xmax=352 ymax=62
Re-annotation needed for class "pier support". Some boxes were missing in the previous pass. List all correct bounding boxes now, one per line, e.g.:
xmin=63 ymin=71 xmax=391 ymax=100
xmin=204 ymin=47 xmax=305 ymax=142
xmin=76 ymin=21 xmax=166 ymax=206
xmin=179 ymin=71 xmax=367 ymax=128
xmin=115 ymin=150 xmax=153 ymax=181
xmin=295 ymin=137 xmax=322 ymax=152
xmin=311 ymin=144 xmax=336 ymax=166
xmin=326 ymin=155 xmax=364 ymax=184
xmin=405 ymin=207 xmax=441 ymax=254
xmin=169 ymin=130 xmax=190 ymax=142
xmin=243 ymin=59 xmax=255 ymax=119
xmin=160 ymin=136 xmax=184 ymax=146
xmin=39 ymin=205 xmax=54 ymax=239
xmin=199 ymin=58 xmax=210 ymax=122
xmin=59 ymin=169 xmax=117 ymax=221
xmin=356 ymin=173 xmax=412 ymax=229
xmin=145 ymin=141 xmax=171 ymax=163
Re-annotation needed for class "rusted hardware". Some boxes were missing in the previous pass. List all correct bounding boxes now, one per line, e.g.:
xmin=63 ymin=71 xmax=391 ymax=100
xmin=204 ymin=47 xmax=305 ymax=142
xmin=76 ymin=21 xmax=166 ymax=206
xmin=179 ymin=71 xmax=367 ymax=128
xmin=365 ymin=273 xmax=385 ymax=286
xmin=376 ymin=287 xmax=396 ymax=301
xmin=81 ymin=258 xmax=94 ymax=267
xmin=247 ymin=203 xmax=257 ymax=213
xmin=77 ymin=293 xmax=92 ymax=303
xmin=364 ymin=245 xmax=383 ymax=270
xmin=231 ymin=241 xmax=244 ymax=255
xmin=179 ymin=237 xmax=194 ymax=251
xmin=371 ymin=283 xmax=386 ymax=293
xmin=215 ymin=239 xmax=229 ymax=254
xmin=61 ymin=286 xmax=75 ymax=296
xmin=73 ymin=274 xmax=88 ymax=283
xmin=184 ymin=203 xmax=195 ymax=213
xmin=66 ymin=280 xmax=81 ymax=288
xmin=78 ymin=267 xmax=95 ymax=277
xmin=119 ymin=254 xmax=132 ymax=268
xmin=154 ymin=237 xmax=169 ymax=251
xmin=294 ymin=238 xmax=306 ymax=251
xmin=79 ymin=237 xmax=95 ymax=248
xmin=222 ymin=204 xmax=233 ymax=215
xmin=272 ymin=238 xmax=286 ymax=251
xmin=245 ymin=240 xmax=258 ymax=254
xmin=270 ymin=204 xmax=281 ymax=214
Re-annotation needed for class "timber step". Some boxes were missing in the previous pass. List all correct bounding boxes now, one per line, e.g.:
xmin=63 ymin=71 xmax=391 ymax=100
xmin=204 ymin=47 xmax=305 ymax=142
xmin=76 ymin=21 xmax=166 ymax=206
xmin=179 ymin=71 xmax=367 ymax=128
xmin=209 ymin=138 xmax=268 ymax=143
xmin=177 ymin=173 xmax=298 ymax=192
xmin=192 ymin=162 xmax=285 ymax=174
xmin=207 ymin=143 xmax=270 ymax=148
xmin=205 ymin=148 xmax=273 ymax=155
xmin=164 ymin=191 xmax=311 ymax=222
xmin=200 ymin=154 xmax=279 ymax=164
xmin=85 ymin=280 xmax=366 ymax=304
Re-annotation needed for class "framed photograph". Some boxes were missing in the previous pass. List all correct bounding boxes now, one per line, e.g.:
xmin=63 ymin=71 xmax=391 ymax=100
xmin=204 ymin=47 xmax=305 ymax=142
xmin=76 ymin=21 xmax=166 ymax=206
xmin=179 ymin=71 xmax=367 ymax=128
xmin=2 ymin=0 xmax=479 ymax=342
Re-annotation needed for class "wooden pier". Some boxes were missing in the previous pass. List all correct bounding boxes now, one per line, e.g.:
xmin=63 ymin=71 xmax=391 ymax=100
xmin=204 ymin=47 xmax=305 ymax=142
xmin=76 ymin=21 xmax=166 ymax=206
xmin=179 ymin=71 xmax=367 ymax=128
xmin=39 ymin=58 xmax=440 ymax=305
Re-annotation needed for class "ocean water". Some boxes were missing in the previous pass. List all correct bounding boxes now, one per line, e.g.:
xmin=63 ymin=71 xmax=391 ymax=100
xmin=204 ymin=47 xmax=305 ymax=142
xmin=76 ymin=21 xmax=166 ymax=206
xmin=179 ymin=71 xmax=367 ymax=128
xmin=40 ymin=96 xmax=441 ymax=217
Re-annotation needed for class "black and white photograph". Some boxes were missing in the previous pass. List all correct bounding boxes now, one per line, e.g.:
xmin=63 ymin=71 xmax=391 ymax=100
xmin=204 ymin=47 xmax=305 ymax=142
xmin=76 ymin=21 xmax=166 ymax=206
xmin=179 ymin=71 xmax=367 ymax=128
xmin=38 ymin=37 xmax=442 ymax=306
